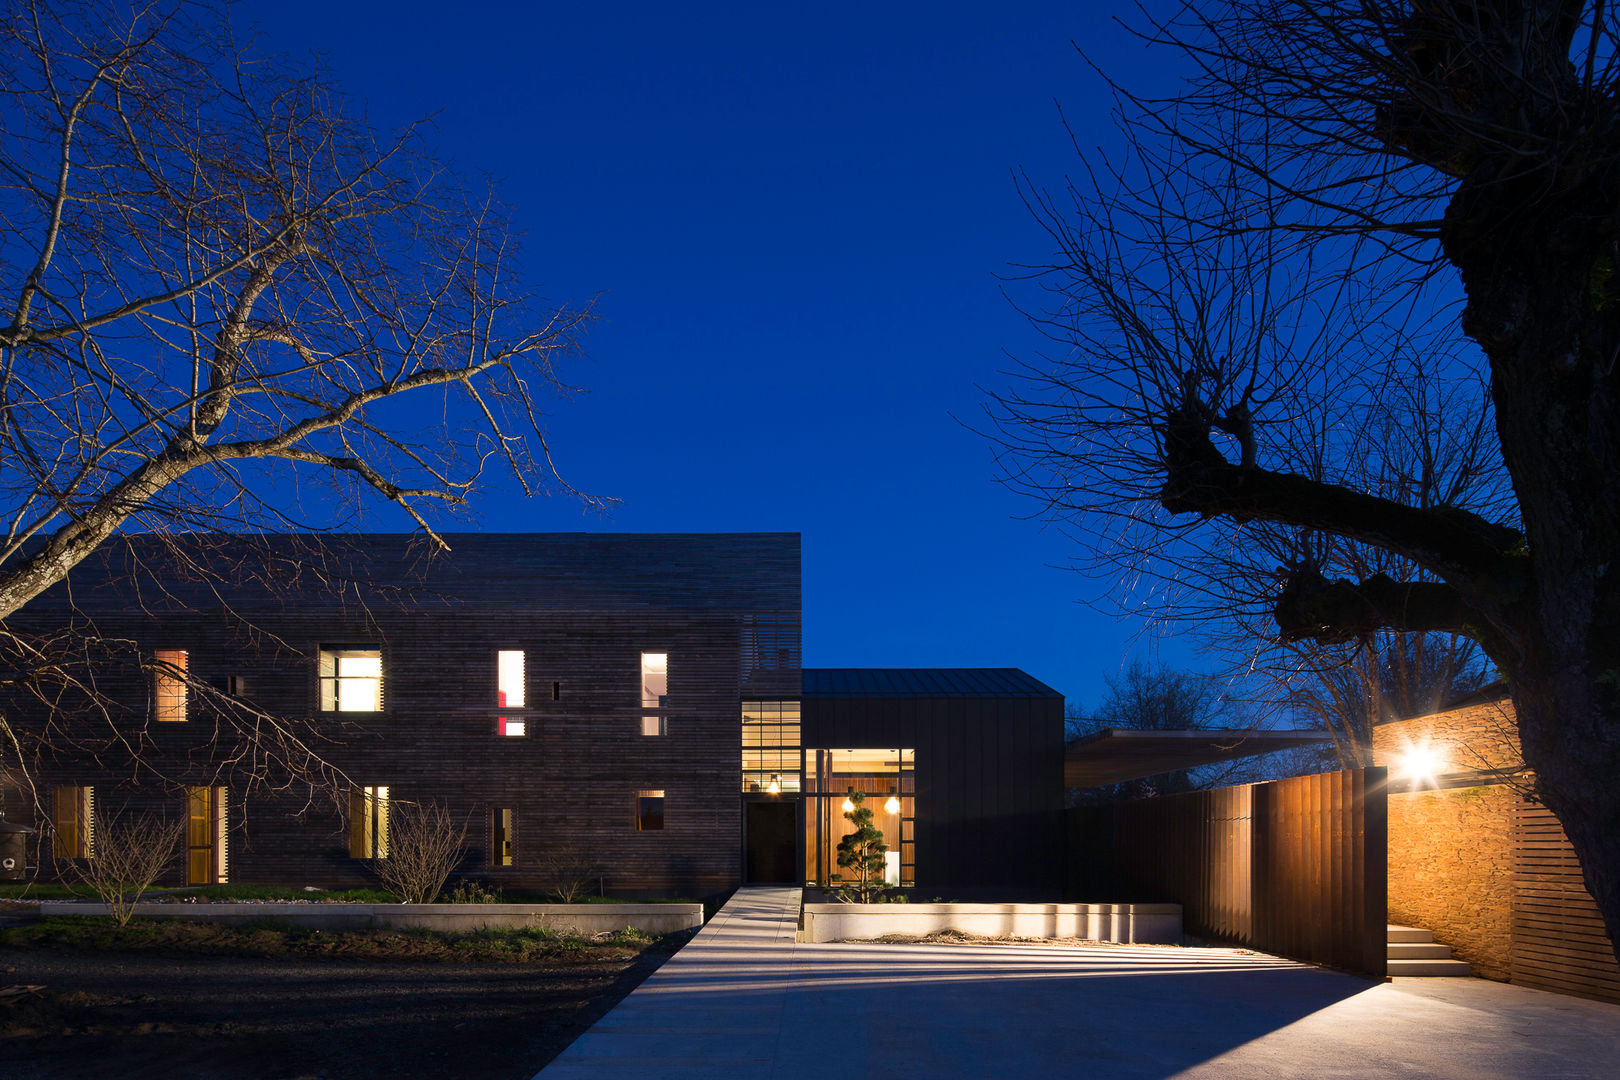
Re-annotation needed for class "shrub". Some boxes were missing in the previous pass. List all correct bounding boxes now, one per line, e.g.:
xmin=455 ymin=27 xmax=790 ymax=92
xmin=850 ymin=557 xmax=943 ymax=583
xmin=367 ymin=801 xmax=465 ymax=904
xmin=67 ymin=811 xmax=182 ymax=927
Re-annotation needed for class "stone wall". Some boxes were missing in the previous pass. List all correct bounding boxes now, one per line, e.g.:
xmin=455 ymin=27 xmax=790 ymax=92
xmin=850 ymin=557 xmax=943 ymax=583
xmin=1372 ymin=703 xmax=1522 ymax=982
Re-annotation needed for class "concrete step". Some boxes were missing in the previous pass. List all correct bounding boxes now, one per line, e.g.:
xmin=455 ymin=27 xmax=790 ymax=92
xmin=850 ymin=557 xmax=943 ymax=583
xmin=1388 ymin=941 xmax=1456 ymax=960
xmin=1387 ymin=924 xmax=1433 ymax=943
xmin=1388 ymin=957 xmax=1473 ymax=977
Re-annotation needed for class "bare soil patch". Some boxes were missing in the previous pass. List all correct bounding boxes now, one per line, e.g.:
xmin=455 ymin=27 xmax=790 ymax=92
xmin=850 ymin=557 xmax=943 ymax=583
xmin=0 ymin=922 xmax=686 ymax=1079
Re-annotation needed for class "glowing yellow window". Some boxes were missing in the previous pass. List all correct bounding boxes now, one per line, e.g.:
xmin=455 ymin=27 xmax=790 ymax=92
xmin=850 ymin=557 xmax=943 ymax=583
xmin=154 ymin=650 xmax=188 ymax=722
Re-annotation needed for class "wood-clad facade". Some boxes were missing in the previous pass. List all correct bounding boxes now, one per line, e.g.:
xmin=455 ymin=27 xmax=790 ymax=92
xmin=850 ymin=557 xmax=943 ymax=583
xmin=801 ymin=670 xmax=1065 ymax=897
xmin=11 ymin=533 xmax=801 ymax=899
xmin=9 ymin=533 xmax=1068 ymax=900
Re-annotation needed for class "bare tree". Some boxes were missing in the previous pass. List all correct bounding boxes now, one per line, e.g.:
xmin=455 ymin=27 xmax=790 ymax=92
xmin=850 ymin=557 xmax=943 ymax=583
xmin=1068 ymin=660 xmax=1264 ymax=801
xmin=67 ymin=808 xmax=181 ymax=926
xmin=0 ymin=2 xmax=599 ymax=800
xmin=990 ymin=0 xmax=1620 ymax=959
xmin=1278 ymin=631 xmax=1490 ymax=767
xmin=368 ymin=800 xmax=465 ymax=905
xmin=539 ymin=843 xmax=598 ymax=904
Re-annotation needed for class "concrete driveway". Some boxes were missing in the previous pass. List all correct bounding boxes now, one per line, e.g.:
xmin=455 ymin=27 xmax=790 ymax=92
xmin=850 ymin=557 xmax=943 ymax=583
xmin=535 ymin=887 xmax=1620 ymax=1079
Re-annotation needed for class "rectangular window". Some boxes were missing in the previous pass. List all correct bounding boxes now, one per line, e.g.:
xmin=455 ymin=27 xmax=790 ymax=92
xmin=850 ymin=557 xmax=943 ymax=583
xmin=804 ymin=749 xmax=915 ymax=888
xmin=497 ymin=651 xmax=525 ymax=735
xmin=52 ymin=786 xmax=93 ymax=859
xmin=641 ymin=652 xmax=667 ymax=736
xmin=635 ymin=789 xmax=665 ymax=831
xmin=153 ymin=649 xmax=188 ymax=722
xmin=742 ymin=700 xmax=801 ymax=793
xmin=491 ymin=807 xmax=515 ymax=867
xmin=320 ymin=648 xmax=383 ymax=712
xmin=186 ymin=786 xmax=228 ymax=885
xmin=348 ymin=785 xmax=390 ymax=858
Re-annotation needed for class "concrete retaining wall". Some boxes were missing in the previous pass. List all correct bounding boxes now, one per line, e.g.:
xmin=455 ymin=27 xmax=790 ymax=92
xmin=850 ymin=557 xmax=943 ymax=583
xmin=36 ymin=901 xmax=703 ymax=935
xmin=800 ymin=902 xmax=1182 ymax=944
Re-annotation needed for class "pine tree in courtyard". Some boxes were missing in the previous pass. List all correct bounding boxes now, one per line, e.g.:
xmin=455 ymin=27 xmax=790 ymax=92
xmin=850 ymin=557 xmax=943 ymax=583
xmin=835 ymin=791 xmax=889 ymax=903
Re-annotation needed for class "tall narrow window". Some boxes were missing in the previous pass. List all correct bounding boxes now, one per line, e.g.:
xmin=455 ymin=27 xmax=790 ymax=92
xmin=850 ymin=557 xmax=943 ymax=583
xmin=635 ymin=789 xmax=665 ymax=831
xmin=320 ymin=648 xmax=383 ymax=712
xmin=641 ymin=652 xmax=667 ymax=736
xmin=153 ymin=650 xmax=188 ymax=722
xmin=490 ymin=807 xmax=515 ymax=867
xmin=497 ymin=650 xmax=526 ymax=736
xmin=52 ymin=786 xmax=93 ymax=859
xmin=186 ymin=786 xmax=228 ymax=885
xmin=348 ymin=785 xmax=390 ymax=858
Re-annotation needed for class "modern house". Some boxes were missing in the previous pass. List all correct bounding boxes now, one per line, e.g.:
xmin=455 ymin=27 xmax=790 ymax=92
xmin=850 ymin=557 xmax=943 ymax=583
xmin=6 ymin=532 xmax=1063 ymax=899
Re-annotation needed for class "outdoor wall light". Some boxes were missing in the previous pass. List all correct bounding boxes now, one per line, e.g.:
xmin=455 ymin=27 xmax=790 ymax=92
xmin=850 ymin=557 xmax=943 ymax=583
xmin=1393 ymin=740 xmax=1447 ymax=785
xmin=883 ymin=795 xmax=901 ymax=814
xmin=767 ymin=774 xmax=781 ymax=795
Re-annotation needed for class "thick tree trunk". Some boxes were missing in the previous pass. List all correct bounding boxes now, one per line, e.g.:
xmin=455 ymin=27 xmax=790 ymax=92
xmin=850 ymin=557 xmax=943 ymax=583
xmin=1444 ymin=157 xmax=1620 ymax=955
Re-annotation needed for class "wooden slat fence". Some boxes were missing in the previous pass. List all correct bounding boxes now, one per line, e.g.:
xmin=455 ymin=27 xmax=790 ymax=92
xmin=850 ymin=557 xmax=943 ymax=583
xmin=1067 ymin=767 xmax=1386 ymax=978
xmin=1512 ymin=800 xmax=1620 ymax=1004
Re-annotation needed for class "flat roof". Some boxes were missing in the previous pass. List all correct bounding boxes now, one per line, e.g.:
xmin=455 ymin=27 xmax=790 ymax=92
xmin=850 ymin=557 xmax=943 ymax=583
xmin=803 ymin=668 xmax=1060 ymax=699
xmin=1064 ymin=728 xmax=1331 ymax=788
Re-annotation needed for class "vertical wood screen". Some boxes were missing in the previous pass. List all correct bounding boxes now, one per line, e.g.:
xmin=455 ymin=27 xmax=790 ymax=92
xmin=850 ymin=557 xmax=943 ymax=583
xmin=1068 ymin=767 xmax=1387 ymax=978
xmin=1511 ymin=800 xmax=1620 ymax=1004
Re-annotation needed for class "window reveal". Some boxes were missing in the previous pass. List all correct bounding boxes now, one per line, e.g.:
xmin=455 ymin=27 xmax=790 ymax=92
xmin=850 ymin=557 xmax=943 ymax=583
xmin=153 ymin=650 xmax=188 ymax=722
xmin=348 ymin=785 xmax=390 ymax=858
xmin=498 ymin=650 xmax=526 ymax=736
xmin=635 ymin=790 xmax=665 ymax=831
xmin=641 ymin=652 xmax=667 ymax=736
xmin=52 ymin=786 xmax=94 ymax=859
xmin=319 ymin=648 xmax=383 ymax=712
xmin=491 ymin=807 xmax=515 ymax=866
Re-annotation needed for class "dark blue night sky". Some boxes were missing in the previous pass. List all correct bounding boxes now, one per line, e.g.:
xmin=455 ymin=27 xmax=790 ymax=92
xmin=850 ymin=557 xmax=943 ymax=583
xmin=240 ymin=1 xmax=1199 ymax=708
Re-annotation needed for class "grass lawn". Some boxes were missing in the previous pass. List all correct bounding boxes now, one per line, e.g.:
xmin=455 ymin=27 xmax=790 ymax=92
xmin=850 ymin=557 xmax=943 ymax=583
xmin=1 ymin=913 xmax=662 ymax=961
xmin=0 ymin=915 xmax=688 ymax=1079
xmin=0 ymin=881 xmax=701 ymax=905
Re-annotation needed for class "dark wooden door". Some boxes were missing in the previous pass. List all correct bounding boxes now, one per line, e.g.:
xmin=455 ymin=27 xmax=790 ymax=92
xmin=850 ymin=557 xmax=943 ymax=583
xmin=745 ymin=800 xmax=798 ymax=884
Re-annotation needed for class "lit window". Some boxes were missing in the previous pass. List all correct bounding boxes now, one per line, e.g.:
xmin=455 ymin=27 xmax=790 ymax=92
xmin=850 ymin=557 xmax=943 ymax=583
xmin=348 ymin=785 xmax=389 ymax=858
xmin=491 ymin=807 xmax=515 ymax=866
xmin=641 ymin=652 xmax=667 ymax=736
xmin=52 ymin=786 xmax=94 ymax=859
xmin=320 ymin=648 xmax=383 ymax=712
xmin=498 ymin=651 xmax=525 ymax=736
xmin=635 ymin=789 xmax=665 ymax=831
xmin=153 ymin=649 xmax=188 ymax=722
xmin=186 ymin=786 xmax=228 ymax=885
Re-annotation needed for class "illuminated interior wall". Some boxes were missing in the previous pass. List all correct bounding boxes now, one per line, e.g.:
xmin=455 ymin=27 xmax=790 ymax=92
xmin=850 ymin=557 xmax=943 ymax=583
xmin=803 ymin=748 xmax=914 ymax=887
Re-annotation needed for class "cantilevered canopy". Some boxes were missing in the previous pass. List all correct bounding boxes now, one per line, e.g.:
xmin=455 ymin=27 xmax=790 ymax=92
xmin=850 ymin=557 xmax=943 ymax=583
xmin=1064 ymin=728 xmax=1330 ymax=788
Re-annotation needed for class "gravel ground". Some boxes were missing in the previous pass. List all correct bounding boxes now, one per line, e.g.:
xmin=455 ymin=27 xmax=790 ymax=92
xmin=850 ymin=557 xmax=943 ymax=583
xmin=0 ymin=945 xmax=670 ymax=1080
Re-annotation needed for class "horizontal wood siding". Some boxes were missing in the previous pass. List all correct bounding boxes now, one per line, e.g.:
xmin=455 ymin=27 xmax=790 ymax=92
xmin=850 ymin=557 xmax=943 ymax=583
xmin=11 ymin=534 xmax=801 ymax=901
xmin=1068 ymin=768 xmax=1386 ymax=977
xmin=1512 ymin=800 xmax=1620 ymax=1004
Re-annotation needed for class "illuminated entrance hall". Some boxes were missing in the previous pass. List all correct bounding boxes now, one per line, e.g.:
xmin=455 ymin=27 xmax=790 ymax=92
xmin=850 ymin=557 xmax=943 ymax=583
xmin=804 ymin=748 xmax=914 ymax=887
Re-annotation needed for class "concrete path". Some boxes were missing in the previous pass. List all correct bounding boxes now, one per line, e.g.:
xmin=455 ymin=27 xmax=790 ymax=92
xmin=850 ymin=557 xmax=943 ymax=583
xmin=535 ymin=886 xmax=1620 ymax=1079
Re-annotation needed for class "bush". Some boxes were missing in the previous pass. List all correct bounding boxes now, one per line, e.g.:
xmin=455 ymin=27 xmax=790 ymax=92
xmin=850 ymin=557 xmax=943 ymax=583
xmin=367 ymin=801 xmax=465 ymax=904
xmin=68 ymin=811 xmax=182 ymax=927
